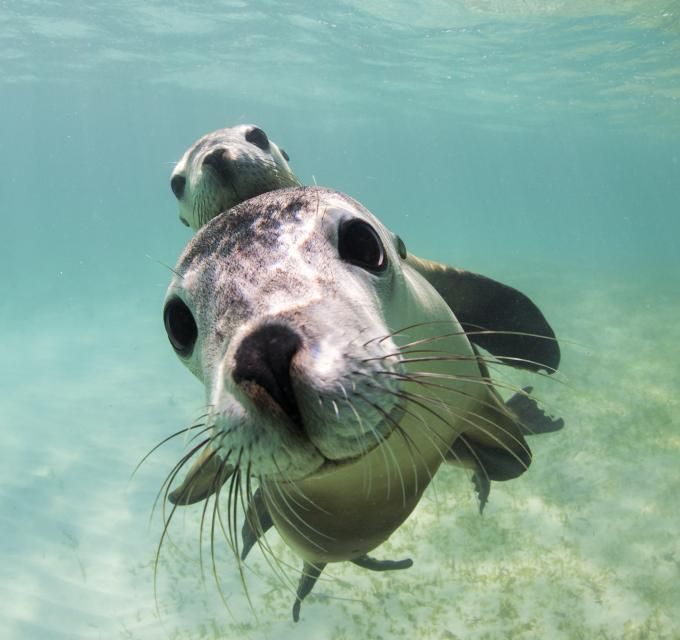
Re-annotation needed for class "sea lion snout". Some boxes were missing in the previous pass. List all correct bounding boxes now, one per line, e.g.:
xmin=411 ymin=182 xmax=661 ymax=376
xmin=232 ymin=323 xmax=303 ymax=429
xmin=202 ymin=147 xmax=233 ymax=182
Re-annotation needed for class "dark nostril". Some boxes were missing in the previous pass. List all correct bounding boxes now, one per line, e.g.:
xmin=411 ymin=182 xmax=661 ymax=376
xmin=233 ymin=324 xmax=303 ymax=428
xmin=202 ymin=148 xmax=231 ymax=179
xmin=170 ymin=174 xmax=186 ymax=199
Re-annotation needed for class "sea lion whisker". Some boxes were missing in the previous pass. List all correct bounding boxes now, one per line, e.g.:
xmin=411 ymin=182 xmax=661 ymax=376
xmin=393 ymin=388 xmax=531 ymax=470
xmin=269 ymin=454 xmax=331 ymax=515
xmin=231 ymin=468 xmax=258 ymax=618
xmin=349 ymin=370 xmax=452 ymax=470
xmin=416 ymin=376 xmax=544 ymax=438
xmin=359 ymin=382 xmax=455 ymax=454
xmin=363 ymin=377 xmax=518 ymax=467
xmin=347 ymin=390 xmax=394 ymax=501
xmin=394 ymin=351 xmax=562 ymax=378
xmin=212 ymin=454 xmax=257 ymax=618
xmin=352 ymin=391 xmax=409 ymax=506
xmin=459 ymin=321 xmax=583 ymax=350
xmin=338 ymin=386 xmax=374 ymax=497
xmin=146 ymin=254 xmax=185 ymax=280
xmin=393 ymin=363 xmax=546 ymax=397
xmin=331 ymin=399 xmax=341 ymax=420
xmin=243 ymin=475 xmax=300 ymax=594
xmin=455 ymin=433 xmax=492 ymax=484
xmin=131 ymin=421 xmax=207 ymax=481
xmin=373 ymin=370 xmax=543 ymax=437
xmin=394 ymin=328 xmax=562 ymax=351
xmin=353 ymin=391 xmax=423 ymax=500
xmin=197 ymin=448 xmax=231 ymax=583
xmin=153 ymin=445 xmax=208 ymax=622
xmin=413 ymin=370 xmax=563 ymax=427
xmin=227 ymin=452 xmax=244 ymax=556
xmin=362 ymin=319 xmax=458 ymax=347
xmin=370 ymin=349 xmax=561 ymax=377
xmin=266 ymin=474 xmax=336 ymax=546
xmin=391 ymin=369 xmax=560 ymax=413
xmin=399 ymin=383 xmax=529 ymax=454
xmin=151 ymin=437 xmax=211 ymax=526
xmin=207 ymin=460 xmax=241 ymax=620
xmin=237 ymin=466 xmax=300 ymax=587
xmin=388 ymin=399 xmax=451 ymax=477
xmin=339 ymin=381 xmax=377 ymax=487
xmin=406 ymin=369 xmax=528 ymax=397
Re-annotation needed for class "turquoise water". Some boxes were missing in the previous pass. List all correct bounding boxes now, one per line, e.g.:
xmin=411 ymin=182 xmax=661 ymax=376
xmin=1 ymin=2 xmax=679 ymax=638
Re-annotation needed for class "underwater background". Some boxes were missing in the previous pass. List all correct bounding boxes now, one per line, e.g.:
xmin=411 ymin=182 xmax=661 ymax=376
xmin=1 ymin=1 xmax=679 ymax=638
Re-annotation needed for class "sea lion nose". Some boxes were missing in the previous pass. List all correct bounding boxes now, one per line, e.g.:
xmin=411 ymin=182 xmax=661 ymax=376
xmin=233 ymin=324 xmax=303 ymax=427
xmin=202 ymin=147 xmax=232 ymax=179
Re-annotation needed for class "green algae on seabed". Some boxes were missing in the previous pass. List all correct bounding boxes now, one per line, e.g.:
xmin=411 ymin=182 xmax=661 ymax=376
xmin=143 ymin=277 xmax=680 ymax=639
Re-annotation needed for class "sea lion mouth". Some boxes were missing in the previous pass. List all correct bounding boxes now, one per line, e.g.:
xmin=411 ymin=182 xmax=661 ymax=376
xmin=310 ymin=400 xmax=406 ymax=475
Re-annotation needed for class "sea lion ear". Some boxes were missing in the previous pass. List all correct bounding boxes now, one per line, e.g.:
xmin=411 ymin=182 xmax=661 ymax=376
xmin=168 ymin=446 xmax=234 ymax=505
xmin=406 ymin=255 xmax=560 ymax=373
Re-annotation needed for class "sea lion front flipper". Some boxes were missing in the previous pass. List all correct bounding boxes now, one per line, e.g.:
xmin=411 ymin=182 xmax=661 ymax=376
xmin=241 ymin=487 xmax=274 ymax=560
xmin=406 ymin=255 xmax=560 ymax=373
xmin=352 ymin=554 xmax=413 ymax=571
xmin=168 ymin=446 xmax=234 ymax=505
xmin=292 ymin=561 xmax=326 ymax=622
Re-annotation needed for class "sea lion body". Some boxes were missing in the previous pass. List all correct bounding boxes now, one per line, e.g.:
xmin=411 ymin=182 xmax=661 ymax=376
xmin=161 ymin=187 xmax=559 ymax=619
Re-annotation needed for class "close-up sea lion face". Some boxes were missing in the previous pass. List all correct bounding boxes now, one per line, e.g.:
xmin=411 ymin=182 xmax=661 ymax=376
xmin=170 ymin=124 xmax=300 ymax=230
xmin=163 ymin=187 xmax=440 ymax=481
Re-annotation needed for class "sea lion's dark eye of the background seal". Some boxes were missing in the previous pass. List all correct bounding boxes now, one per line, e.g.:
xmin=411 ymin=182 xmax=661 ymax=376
xmin=170 ymin=174 xmax=186 ymax=200
xmin=338 ymin=219 xmax=387 ymax=273
xmin=164 ymin=296 xmax=198 ymax=358
xmin=245 ymin=127 xmax=270 ymax=151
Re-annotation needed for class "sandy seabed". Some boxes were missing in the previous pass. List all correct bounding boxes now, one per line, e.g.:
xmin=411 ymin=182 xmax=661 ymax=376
xmin=1 ymin=273 xmax=678 ymax=640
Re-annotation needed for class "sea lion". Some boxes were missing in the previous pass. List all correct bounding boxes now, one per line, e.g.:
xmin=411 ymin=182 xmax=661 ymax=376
xmin=159 ymin=186 xmax=563 ymax=620
xmin=170 ymin=124 xmax=300 ymax=230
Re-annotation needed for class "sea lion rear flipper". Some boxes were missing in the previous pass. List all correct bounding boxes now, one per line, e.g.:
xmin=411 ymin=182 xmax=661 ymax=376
xmin=406 ymin=255 xmax=560 ymax=373
xmin=446 ymin=370 xmax=534 ymax=512
xmin=292 ymin=561 xmax=326 ymax=622
xmin=447 ymin=382 xmax=563 ymax=511
xmin=506 ymin=386 xmax=565 ymax=435
xmin=241 ymin=487 xmax=274 ymax=560
xmin=168 ymin=446 xmax=234 ymax=505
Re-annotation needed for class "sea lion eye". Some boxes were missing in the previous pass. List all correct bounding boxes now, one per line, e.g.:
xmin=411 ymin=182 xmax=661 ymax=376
xmin=245 ymin=127 xmax=270 ymax=151
xmin=170 ymin=174 xmax=186 ymax=200
xmin=280 ymin=148 xmax=290 ymax=161
xmin=338 ymin=219 xmax=387 ymax=272
xmin=164 ymin=296 xmax=198 ymax=357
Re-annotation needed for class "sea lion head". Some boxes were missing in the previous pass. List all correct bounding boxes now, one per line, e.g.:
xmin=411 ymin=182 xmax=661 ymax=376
xmin=163 ymin=187 xmax=462 ymax=482
xmin=170 ymin=124 xmax=300 ymax=231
